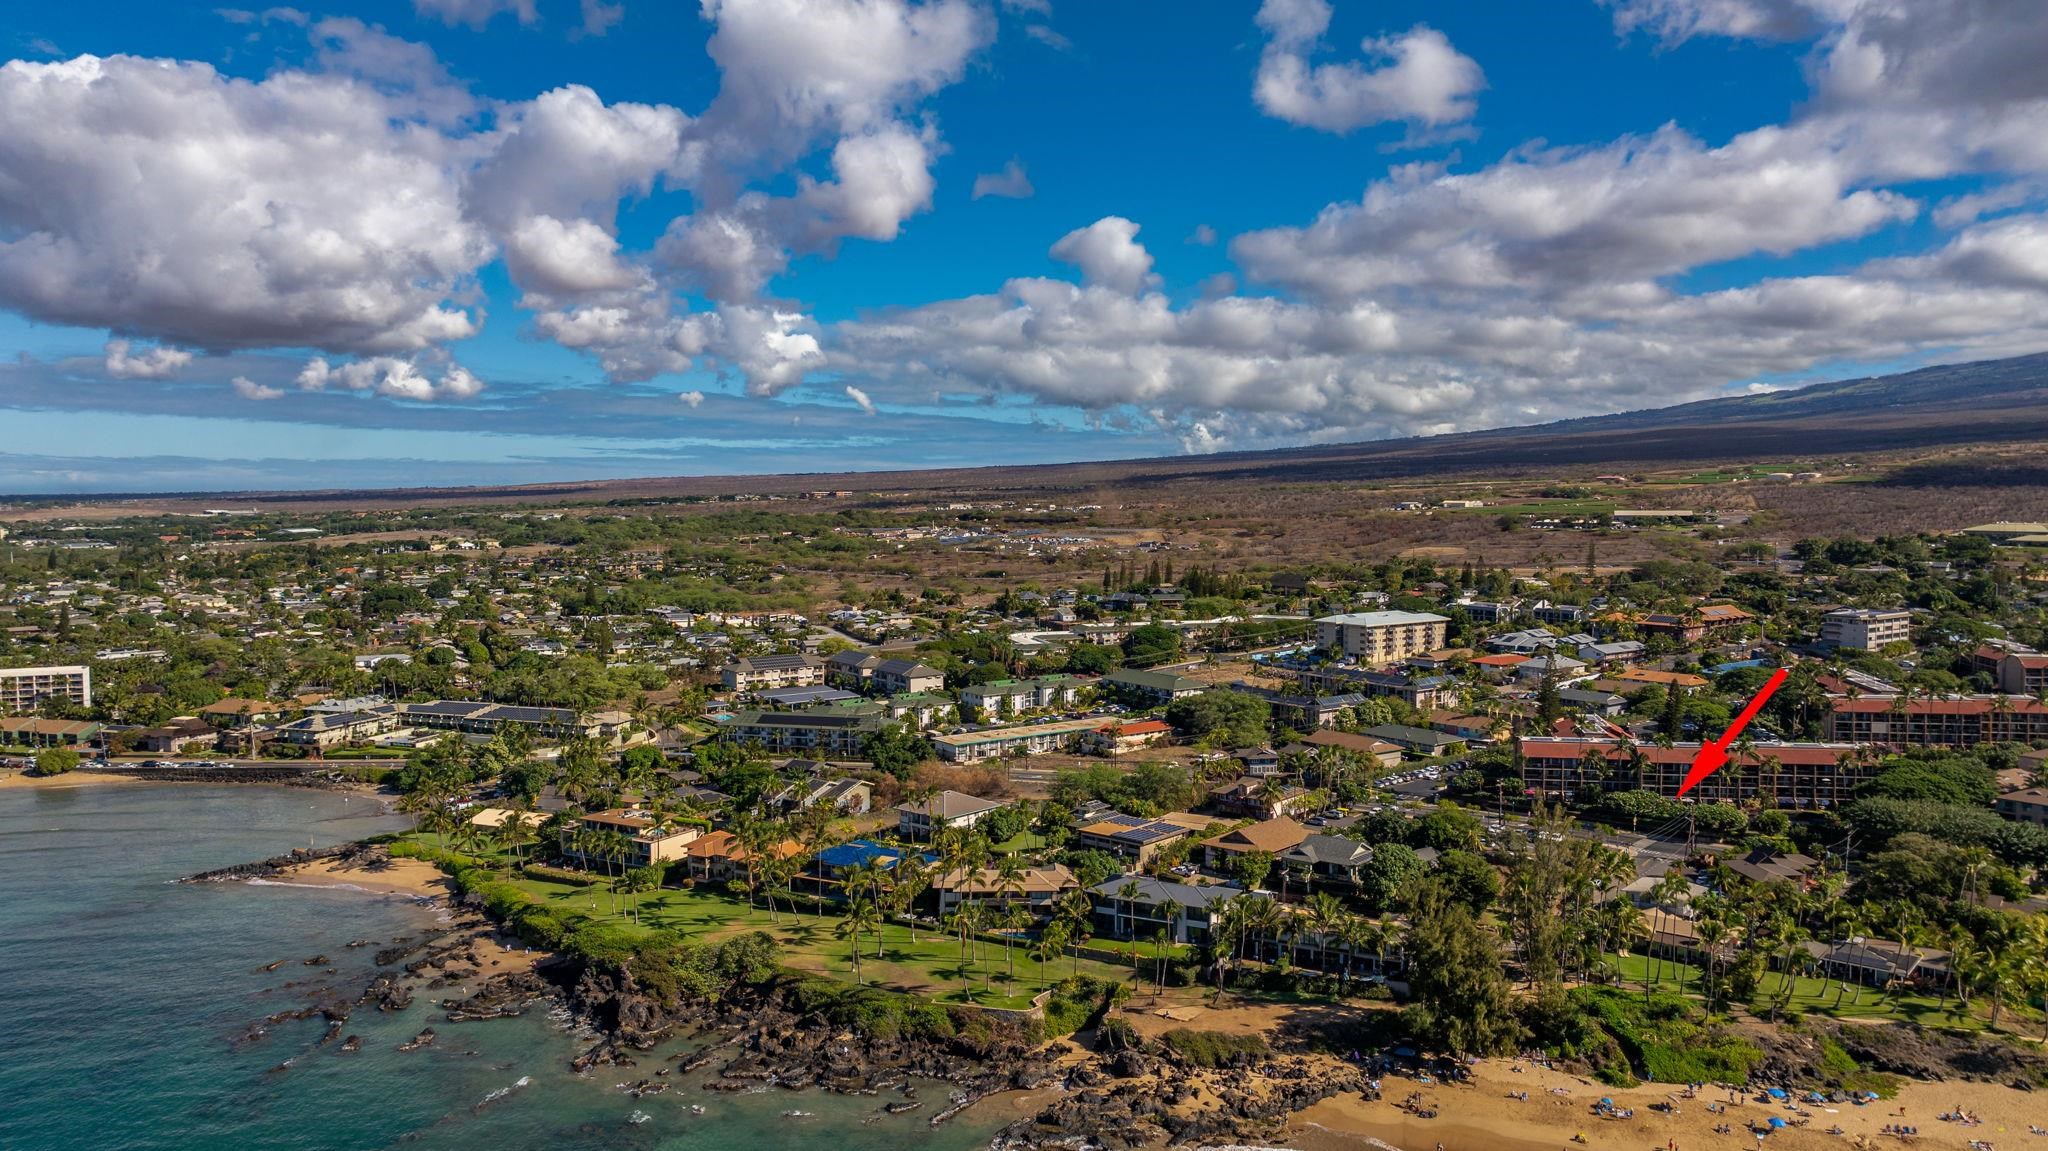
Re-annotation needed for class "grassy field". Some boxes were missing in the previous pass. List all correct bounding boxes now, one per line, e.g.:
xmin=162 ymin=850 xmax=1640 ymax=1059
xmin=1607 ymin=953 xmax=1990 ymax=1030
xmin=428 ymin=838 xmax=1133 ymax=1009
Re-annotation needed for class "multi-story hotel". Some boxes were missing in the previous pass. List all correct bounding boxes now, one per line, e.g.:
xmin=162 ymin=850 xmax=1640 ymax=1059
xmin=1818 ymin=607 xmax=1913 ymax=652
xmin=1518 ymin=736 xmax=1872 ymax=808
xmin=0 ymin=665 xmax=92 ymax=710
xmin=1824 ymin=696 xmax=2048 ymax=747
xmin=1314 ymin=611 xmax=1450 ymax=666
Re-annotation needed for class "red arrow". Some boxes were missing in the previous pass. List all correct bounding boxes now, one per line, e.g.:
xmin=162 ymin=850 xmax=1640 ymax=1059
xmin=1677 ymin=666 xmax=1788 ymax=798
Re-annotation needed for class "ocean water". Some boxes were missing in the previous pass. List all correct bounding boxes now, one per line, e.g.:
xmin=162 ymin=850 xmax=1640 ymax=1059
xmin=0 ymin=783 xmax=1011 ymax=1151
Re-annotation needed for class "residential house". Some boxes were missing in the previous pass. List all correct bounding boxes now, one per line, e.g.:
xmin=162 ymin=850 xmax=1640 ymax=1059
xmin=1995 ymin=787 xmax=2048 ymax=826
xmin=561 ymin=808 xmax=702 ymax=868
xmin=769 ymin=776 xmax=873 ymax=816
xmin=1359 ymin=723 xmax=1465 ymax=756
xmin=198 ymin=698 xmax=284 ymax=728
xmin=896 ymin=790 xmax=1007 ymax=839
xmin=1297 ymin=727 xmax=1404 ymax=767
xmin=1577 ymin=640 xmax=1647 ymax=666
xmin=1072 ymin=812 xmax=1214 ymax=866
xmin=1226 ymin=682 xmax=1364 ymax=729
xmin=134 ymin=717 xmax=218 ymax=754
xmin=1610 ymin=667 xmax=1710 ymax=694
xmin=755 ymin=685 xmax=862 ymax=709
xmin=681 ymin=829 xmax=802 ymax=884
xmin=1200 ymin=816 xmax=1311 ymax=870
xmin=1209 ymin=776 xmax=1314 ymax=821
xmin=1722 ymin=848 xmax=1818 ymax=886
xmin=1081 ymin=718 xmax=1172 ymax=756
xmin=1557 ymin=687 xmax=1628 ymax=717
xmin=931 ymin=864 xmax=1079 ymax=916
xmin=1276 ymin=834 xmax=1374 ymax=890
xmin=799 ymin=839 xmax=933 ymax=899
xmin=1801 ymin=938 xmax=1951 ymax=990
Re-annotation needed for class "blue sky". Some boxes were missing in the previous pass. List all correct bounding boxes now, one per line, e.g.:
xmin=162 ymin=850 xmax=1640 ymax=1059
xmin=2 ymin=0 xmax=2047 ymax=492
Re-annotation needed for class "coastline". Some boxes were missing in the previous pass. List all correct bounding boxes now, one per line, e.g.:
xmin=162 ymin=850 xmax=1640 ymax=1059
xmin=1281 ymin=1057 xmax=2045 ymax=1151
xmin=0 ymin=769 xmax=146 ymax=790
xmin=218 ymin=841 xmax=2048 ymax=1151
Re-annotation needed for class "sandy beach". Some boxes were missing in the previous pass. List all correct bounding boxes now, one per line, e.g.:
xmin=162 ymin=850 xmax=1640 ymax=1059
xmin=0 ymin=769 xmax=144 ymax=790
xmin=1280 ymin=1054 xmax=2045 ymax=1151
xmin=271 ymin=853 xmax=543 ymax=975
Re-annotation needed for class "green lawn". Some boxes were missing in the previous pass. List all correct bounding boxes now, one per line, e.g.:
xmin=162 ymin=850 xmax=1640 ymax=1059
xmin=421 ymin=837 xmax=1132 ymax=1009
xmin=990 ymin=830 xmax=1049 ymax=854
xmin=1606 ymin=953 xmax=1989 ymax=1030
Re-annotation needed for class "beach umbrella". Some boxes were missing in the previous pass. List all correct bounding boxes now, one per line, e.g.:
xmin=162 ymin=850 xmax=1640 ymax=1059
xmin=1768 ymin=1117 xmax=1788 ymax=1130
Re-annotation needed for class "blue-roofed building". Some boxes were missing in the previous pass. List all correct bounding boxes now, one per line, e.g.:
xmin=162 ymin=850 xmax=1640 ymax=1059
xmin=798 ymin=839 xmax=936 ymax=901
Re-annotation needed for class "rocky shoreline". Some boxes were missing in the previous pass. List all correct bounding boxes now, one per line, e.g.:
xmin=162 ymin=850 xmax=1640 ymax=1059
xmin=218 ymin=840 xmax=1366 ymax=1148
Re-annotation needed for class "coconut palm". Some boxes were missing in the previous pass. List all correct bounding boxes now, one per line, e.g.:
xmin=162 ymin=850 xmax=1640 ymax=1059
xmin=837 ymin=896 xmax=881 ymax=983
xmin=1001 ymin=902 xmax=1031 ymax=983
xmin=1305 ymin=891 xmax=1345 ymax=979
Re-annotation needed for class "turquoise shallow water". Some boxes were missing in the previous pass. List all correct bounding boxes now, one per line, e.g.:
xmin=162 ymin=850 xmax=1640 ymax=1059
xmin=0 ymin=783 xmax=1011 ymax=1151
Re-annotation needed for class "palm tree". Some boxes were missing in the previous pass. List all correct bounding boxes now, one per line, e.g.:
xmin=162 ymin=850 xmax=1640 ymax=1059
xmin=1033 ymin=921 xmax=1070 ymax=988
xmin=1001 ymin=902 xmax=1031 ymax=984
xmin=891 ymin=853 xmax=930 ymax=944
xmin=837 ymin=896 xmax=881 ymax=983
xmin=1115 ymin=879 xmax=1142 ymax=941
xmin=1305 ymin=892 xmax=1345 ymax=981
xmin=994 ymin=854 xmax=1027 ymax=979
xmin=1058 ymin=888 xmax=1094 ymax=976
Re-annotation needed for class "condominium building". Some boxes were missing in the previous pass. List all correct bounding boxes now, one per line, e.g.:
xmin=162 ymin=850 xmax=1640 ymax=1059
xmin=958 ymin=675 xmax=1092 ymax=717
xmin=932 ymin=716 xmax=1108 ymax=762
xmin=1819 ymin=607 xmax=1912 ymax=652
xmin=0 ymin=665 xmax=92 ymax=710
xmin=720 ymin=653 xmax=825 ymax=692
xmin=1824 ymin=696 xmax=2048 ymax=747
xmin=1518 ymin=736 xmax=1872 ymax=808
xmin=1997 ymin=654 xmax=2048 ymax=696
xmin=718 ymin=708 xmax=885 ymax=756
xmin=402 ymin=700 xmax=631 ymax=742
xmin=1314 ymin=611 xmax=1450 ymax=665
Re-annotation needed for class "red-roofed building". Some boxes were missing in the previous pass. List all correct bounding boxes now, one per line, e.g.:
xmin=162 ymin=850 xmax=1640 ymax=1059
xmin=1083 ymin=718 xmax=1172 ymax=756
xmin=1997 ymin=654 xmax=2048 ymax=696
xmin=1518 ymin=736 xmax=1871 ymax=807
xmin=1825 ymin=695 xmax=2048 ymax=747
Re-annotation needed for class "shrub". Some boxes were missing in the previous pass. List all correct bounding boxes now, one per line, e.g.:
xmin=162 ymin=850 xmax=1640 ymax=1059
xmin=1159 ymin=1029 xmax=1267 ymax=1068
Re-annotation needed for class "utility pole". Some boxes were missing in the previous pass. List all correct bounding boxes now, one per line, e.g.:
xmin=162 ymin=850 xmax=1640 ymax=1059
xmin=1685 ymin=800 xmax=1698 ymax=859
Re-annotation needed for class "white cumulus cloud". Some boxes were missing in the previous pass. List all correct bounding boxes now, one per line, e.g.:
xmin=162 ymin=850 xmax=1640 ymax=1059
xmin=1252 ymin=0 xmax=1485 ymax=133
xmin=103 ymin=339 xmax=193 ymax=380
xmin=1050 ymin=217 xmax=1160 ymax=295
